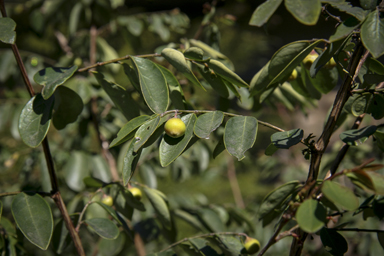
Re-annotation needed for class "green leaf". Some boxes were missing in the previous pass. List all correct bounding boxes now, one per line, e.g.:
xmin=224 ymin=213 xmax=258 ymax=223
xmin=322 ymin=180 xmax=359 ymax=211
xmin=69 ymin=3 xmax=82 ymax=35
xmin=184 ymin=47 xmax=204 ymax=60
xmin=173 ymin=209 xmax=207 ymax=232
xmin=194 ymin=111 xmax=224 ymax=139
xmin=122 ymin=139 xmax=142 ymax=185
xmin=249 ymin=0 xmax=283 ymax=27
xmin=265 ymin=143 xmax=279 ymax=156
xmin=361 ymin=10 xmax=384 ymax=58
xmin=189 ymin=39 xmax=228 ymax=59
xmin=99 ymin=233 xmax=126 ymax=256
xmin=130 ymin=57 xmax=169 ymax=114
xmin=296 ymin=199 xmax=326 ymax=233
xmin=330 ymin=17 xmax=360 ymax=42
xmin=213 ymin=136 xmax=226 ymax=159
xmin=259 ymin=181 xmax=301 ymax=220
xmin=159 ymin=114 xmax=197 ymax=167
xmin=339 ymin=125 xmax=377 ymax=146
xmin=52 ymin=86 xmax=83 ymax=130
xmin=34 ymin=66 xmax=78 ymax=100
xmin=161 ymin=48 xmax=204 ymax=90
xmin=83 ymin=177 xmax=104 ymax=188
xmin=133 ymin=115 xmax=160 ymax=152
xmin=271 ymin=128 xmax=303 ymax=149
xmin=267 ymin=40 xmax=322 ymax=88
xmin=346 ymin=170 xmax=375 ymax=192
xmin=208 ymin=59 xmax=249 ymax=88
xmin=52 ymin=219 xmax=71 ymax=254
xmin=143 ymin=187 xmax=172 ymax=229
xmin=93 ymin=71 xmax=140 ymax=120
xmin=305 ymin=67 xmax=338 ymax=94
xmin=122 ymin=63 xmax=141 ymax=92
xmin=197 ymin=67 xmax=230 ymax=98
xmin=19 ymin=94 xmax=54 ymax=148
xmin=378 ymin=232 xmax=384 ymax=251
xmin=11 ymin=193 xmax=53 ymax=250
xmin=156 ymin=64 xmax=186 ymax=110
xmin=0 ymin=18 xmax=16 ymax=44
xmin=64 ymin=151 xmax=90 ymax=192
xmin=95 ymin=202 xmax=122 ymax=225
xmin=224 ymin=116 xmax=258 ymax=160
xmin=366 ymin=172 xmax=384 ymax=195
xmin=310 ymin=39 xmax=344 ymax=77
xmin=84 ymin=218 xmax=119 ymax=240
xmin=0 ymin=201 xmax=2 ymax=221
xmin=320 ymin=228 xmax=348 ymax=256
xmin=198 ymin=208 xmax=225 ymax=232
xmin=285 ymin=0 xmax=321 ymax=25
xmin=374 ymin=130 xmax=384 ymax=152
xmin=110 ymin=115 xmax=151 ymax=148
xmin=324 ymin=1 xmax=369 ymax=21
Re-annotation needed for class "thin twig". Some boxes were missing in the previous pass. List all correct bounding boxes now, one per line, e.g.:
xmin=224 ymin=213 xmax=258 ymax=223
xmin=227 ymin=157 xmax=245 ymax=209
xmin=77 ymin=53 xmax=161 ymax=72
xmin=257 ymin=219 xmax=289 ymax=256
xmin=75 ymin=201 xmax=94 ymax=232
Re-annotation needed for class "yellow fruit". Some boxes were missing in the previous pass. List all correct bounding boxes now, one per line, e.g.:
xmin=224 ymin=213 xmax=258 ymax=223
xmin=287 ymin=69 xmax=298 ymax=81
xmin=164 ymin=118 xmax=186 ymax=138
xmin=325 ymin=57 xmax=337 ymax=68
xmin=101 ymin=195 xmax=113 ymax=206
xmin=129 ymin=187 xmax=142 ymax=200
xmin=244 ymin=237 xmax=260 ymax=254
xmin=303 ymin=52 xmax=319 ymax=70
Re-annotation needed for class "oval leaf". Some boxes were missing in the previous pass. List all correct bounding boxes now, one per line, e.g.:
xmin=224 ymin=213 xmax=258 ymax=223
xmin=34 ymin=66 xmax=78 ymax=100
xmin=84 ymin=218 xmax=119 ymax=240
xmin=19 ymin=94 xmax=54 ymax=148
xmin=259 ymin=181 xmax=301 ymax=219
xmin=52 ymin=86 xmax=83 ymax=130
xmin=122 ymin=139 xmax=142 ymax=185
xmin=339 ymin=125 xmax=377 ymax=146
xmin=197 ymin=66 xmax=230 ymax=98
xmin=64 ymin=151 xmax=90 ymax=192
xmin=130 ymin=57 xmax=169 ymax=114
xmin=143 ymin=187 xmax=171 ymax=229
xmin=208 ymin=59 xmax=249 ymax=88
xmin=0 ymin=17 xmax=16 ymax=44
xmin=271 ymin=128 xmax=303 ymax=149
xmin=320 ymin=228 xmax=348 ymax=256
xmin=11 ymin=193 xmax=53 ymax=250
xmin=224 ymin=116 xmax=258 ymax=160
xmin=285 ymin=0 xmax=321 ymax=25
xmin=161 ymin=48 xmax=204 ymax=90
xmin=93 ymin=71 xmax=140 ymax=120
xmin=194 ymin=111 xmax=224 ymax=139
xmin=156 ymin=64 xmax=187 ymax=110
xmin=296 ymin=199 xmax=326 ymax=233
xmin=159 ymin=114 xmax=197 ymax=167
xmin=330 ymin=17 xmax=360 ymax=42
xmin=133 ymin=115 xmax=161 ymax=152
xmin=110 ymin=115 xmax=151 ymax=148
xmin=322 ymin=180 xmax=359 ymax=211
xmin=361 ymin=10 xmax=384 ymax=58
xmin=249 ymin=0 xmax=283 ymax=27
xmin=184 ymin=47 xmax=204 ymax=60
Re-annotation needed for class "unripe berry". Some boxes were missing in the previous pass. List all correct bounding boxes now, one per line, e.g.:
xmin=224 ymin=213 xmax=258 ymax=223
xmin=129 ymin=187 xmax=142 ymax=200
xmin=303 ymin=52 xmax=319 ymax=70
xmin=164 ymin=118 xmax=186 ymax=138
xmin=101 ymin=195 xmax=113 ymax=206
xmin=287 ymin=69 xmax=298 ymax=81
xmin=244 ymin=237 xmax=260 ymax=254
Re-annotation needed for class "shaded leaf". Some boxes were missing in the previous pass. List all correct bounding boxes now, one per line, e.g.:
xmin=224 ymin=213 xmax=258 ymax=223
xmin=339 ymin=125 xmax=377 ymax=145
xmin=346 ymin=170 xmax=375 ymax=192
xmin=189 ymin=39 xmax=227 ymax=59
xmin=133 ymin=115 xmax=160 ymax=152
xmin=213 ymin=136 xmax=226 ymax=159
xmin=265 ymin=143 xmax=279 ymax=156
xmin=330 ymin=17 xmax=360 ymax=42
xmin=19 ymin=94 xmax=54 ymax=148
xmin=361 ymin=10 xmax=384 ymax=58
xmin=249 ymin=0 xmax=283 ymax=27
xmin=0 ymin=18 xmax=16 ymax=44
xmin=34 ymin=66 xmax=78 ymax=100
xmin=122 ymin=139 xmax=142 ymax=185
xmin=93 ymin=71 xmax=140 ymax=120
xmin=99 ymin=232 xmax=126 ymax=256
xmin=351 ymin=94 xmax=370 ymax=116
xmin=84 ymin=218 xmax=119 ymax=240
xmin=224 ymin=116 xmax=258 ymax=160
xmin=367 ymin=172 xmax=384 ymax=195
xmin=194 ymin=111 xmax=224 ymax=139
xmin=324 ymin=1 xmax=369 ymax=21
xmin=296 ymin=199 xmax=327 ymax=233
xmin=52 ymin=86 xmax=83 ymax=130
xmin=320 ymin=228 xmax=348 ymax=256
xmin=322 ymin=180 xmax=359 ymax=211
xmin=157 ymin=64 xmax=186 ymax=110
xmin=378 ymin=232 xmax=384 ymax=251
xmin=131 ymin=57 xmax=169 ymax=114
xmin=110 ymin=115 xmax=151 ymax=148
xmin=64 ymin=151 xmax=90 ymax=192
xmin=208 ymin=59 xmax=249 ymax=88
xmin=271 ymin=128 xmax=303 ymax=149
xmin=259 ymin=181 xmax=301 ymax=219
xmin=285 ymin=0 xmax=321 ymax=25
xmin=198 ymin=67 xmax=230 ymax=98
xmin=143 ymin=187 xmax=171 ymax=229
xmin=52 ymin=219 xmax=71 ymax=254
xmin=11 ymin=193 xmax=53 ymax=250
xmin=159 ymin=114 xmax=197 ymax=167
xmin=184 ymin=47 xmax=204 ymax=60
xmin=122 ymin=63 xmax=141 ymax=92
xmin=161 ymin=48 xmax=204 ymax=90
xmin=95 ymin=202 xmax=122 ymax=225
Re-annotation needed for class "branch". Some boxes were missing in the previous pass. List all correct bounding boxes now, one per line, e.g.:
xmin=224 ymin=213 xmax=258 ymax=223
xmin=0 ymin=1 xmax=85 ymax=254
xmin=257 ymin=219 xmax=289 ymax=256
